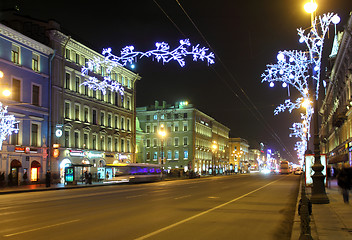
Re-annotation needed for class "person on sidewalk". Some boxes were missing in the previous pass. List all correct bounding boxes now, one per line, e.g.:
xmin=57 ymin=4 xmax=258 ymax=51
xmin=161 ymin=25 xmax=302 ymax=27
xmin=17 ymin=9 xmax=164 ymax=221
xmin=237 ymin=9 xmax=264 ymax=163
xmin=337 ymin=167 xmax=352 ymax=203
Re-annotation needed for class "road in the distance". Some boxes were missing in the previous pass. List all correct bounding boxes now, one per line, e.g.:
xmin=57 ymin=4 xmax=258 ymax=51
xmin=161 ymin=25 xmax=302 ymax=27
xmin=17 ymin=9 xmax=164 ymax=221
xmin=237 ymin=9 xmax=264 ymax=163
xmin=0 ymin=173 xmax=300 ymax=240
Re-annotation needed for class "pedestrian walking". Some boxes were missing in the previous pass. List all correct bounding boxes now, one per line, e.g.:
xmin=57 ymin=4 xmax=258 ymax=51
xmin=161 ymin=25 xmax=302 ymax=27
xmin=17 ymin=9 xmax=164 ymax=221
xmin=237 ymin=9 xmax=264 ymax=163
xmin=88 ymin=172 xmax=92 ymax=184
xmin=337 ymin=167 xmax=351 ymax=203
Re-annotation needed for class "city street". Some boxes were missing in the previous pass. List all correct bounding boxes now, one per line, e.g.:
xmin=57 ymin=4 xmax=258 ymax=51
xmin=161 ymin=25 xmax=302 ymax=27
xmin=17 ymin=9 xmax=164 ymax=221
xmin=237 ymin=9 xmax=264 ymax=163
xmin=0 ymin=173 xmax=300 ymax=240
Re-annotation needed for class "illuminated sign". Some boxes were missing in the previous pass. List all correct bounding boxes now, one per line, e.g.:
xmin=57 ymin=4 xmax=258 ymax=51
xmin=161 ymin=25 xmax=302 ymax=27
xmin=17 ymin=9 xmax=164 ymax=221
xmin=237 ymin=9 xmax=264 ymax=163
xmin=15 ymin=147 xmax=25 ymax=152
xmin=86 ymin=152 xmax=103 ymax=158
xmin=70 ymin=150 xmax=84 ymax=157
xmin=55 ymin=124 xmax=63 ymax=137
xmin=65 ymin=167 xmax=74 ymax=182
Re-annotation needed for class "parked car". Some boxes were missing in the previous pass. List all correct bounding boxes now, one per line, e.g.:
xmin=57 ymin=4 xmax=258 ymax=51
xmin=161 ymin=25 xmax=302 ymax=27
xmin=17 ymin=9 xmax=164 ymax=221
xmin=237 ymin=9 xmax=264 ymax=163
xmin=294 ymin=169 xmax=303 ymax=175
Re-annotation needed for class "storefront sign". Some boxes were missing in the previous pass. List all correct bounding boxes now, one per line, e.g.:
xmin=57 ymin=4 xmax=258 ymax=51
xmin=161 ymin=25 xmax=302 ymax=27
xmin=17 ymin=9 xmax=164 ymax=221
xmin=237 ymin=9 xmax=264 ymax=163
xmin=65 ymin=167 xmax=74 ymax=182
xmin=70 ymin=150 xmax=84 ymax=157
xmin=86 ymin=152 xmax=103 ymax=158
xmin=15 ymin=147 xmax=25 ymax=153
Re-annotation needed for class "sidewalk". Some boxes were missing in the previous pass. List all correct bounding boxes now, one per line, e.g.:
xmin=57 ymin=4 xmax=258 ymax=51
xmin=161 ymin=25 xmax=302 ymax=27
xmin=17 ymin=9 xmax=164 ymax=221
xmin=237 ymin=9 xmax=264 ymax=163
xmin=291 ymin=179 xmax=352 ymax=240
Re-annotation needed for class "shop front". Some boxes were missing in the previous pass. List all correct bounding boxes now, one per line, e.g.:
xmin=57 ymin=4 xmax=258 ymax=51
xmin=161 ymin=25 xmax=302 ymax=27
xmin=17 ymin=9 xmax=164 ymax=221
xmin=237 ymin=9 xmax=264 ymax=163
xmin=10 ymin=159 xmax=21 ymax=186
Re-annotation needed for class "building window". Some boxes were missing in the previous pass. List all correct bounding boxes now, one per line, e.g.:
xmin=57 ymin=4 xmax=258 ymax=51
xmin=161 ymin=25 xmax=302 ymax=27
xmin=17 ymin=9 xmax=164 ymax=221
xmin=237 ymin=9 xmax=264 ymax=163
xmin=65 ymin=73 xmax=70 ymax=89
xmin=146 ymin=125 xmax=150 ymax=133
xmin=174 ymin=114 xmax=179 ymax=119
xmin=84 ymin=107 xmax=89 ymax=122
xmin=174 ymin=150 xmax=179 ymax=160
xmin=75 ymin=53 xmax=80 ymax=65
xmin=32 ymin=85 xmax=40 ymax=106
xmin=107 ymin=90 xmax=112 ymax=103
xmin=108 ymin=137 xmax=112 ymax=151
xmin=65 ymin=130 xmax=70 ymax=147
xmin=146 ymin=115 xmax=150 ymax=121
xmin=64 ymin=102 xmax=70 ymax=119
xmin=153 ymin=152 xmax=157 ymax=160
xmin=167 ymin=138 xmax=172 ymax=146
xmin=115 ymin=138 xmax=118 ymax=152
xmin=121 ymin=139 xmax=125 ymax=152
xmin=100 ymin=112 xmax=105 ymax=126
xmin=127 ymin=139 xmax=130 ymax=153
xmin=153 ymin=139 xmax=157 ymax=147
xmin=108 ymin=114 xmax=112 ymax=127
xmin=32 ymin=53 xmax=39 ymax=71
xmin=84 ymin=85 xmax=88 ymax=96
xmin=184 ymin=150 xmax=188 ymax=159
xmin=100 ymin=136 xmax=105 ymax=151
xmin=115 ymin=115 xmax=119 ymax=128
xmin=184 ymin=113 xmax=188 ymax=119
xmin=75 ymin=76 xmax=80 ymax=93
xmin=65 ymin=48 xmax=70 ymax=60
xmin=10 ymin=123 xmax=19 ymax=145
xmin=120 ymin=117 xmax=125 ymax=130
xmin=167 ymin=150 xmax=172 ymax=160
xmin=146 ymin=139 xmax=151 ymax=147
xmin=174 ymin=123 xmax=179 ymax=132
xmin=174 ymin=137 xmax=179 ymax=147
xmin=183 ymin=137 xmax=188 ymax=146
xmin=127 ymin=118 xmax=130 ymax=131
xmin=11 ymin=45 xmax=20 ymax=64
xmin=92 ymin=135 xmax=97 ymax=150
xmin=127 ymin=97 xmax=131 ymax=110
xmin=153 ymin=114 xmax=157 ymax=120
xmin=12 ymin=78 xmax=21 ymax=102
xmin=83 ymin=133 xmax=88 ymax=149
xmin=74 ymin=131 xmax=79 ymax=148
xmin=74 ymin=104 xmax=80 ymax=121
xmin=183 ymin=123 xmax=188 ymax=131
xmin=153 ymin=125 xmax=157 ymax=133
xmin=146 ymin=152 xmax=151 ymax=160
xmin=92 ymin=109 xmax=97 ymax=125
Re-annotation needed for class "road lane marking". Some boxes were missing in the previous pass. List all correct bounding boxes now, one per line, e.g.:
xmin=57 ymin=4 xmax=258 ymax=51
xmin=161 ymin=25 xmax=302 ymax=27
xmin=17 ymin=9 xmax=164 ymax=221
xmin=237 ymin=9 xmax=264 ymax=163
xmin=135 ymin=179 xmax=281 ymax=240
xmin=3 ymin=219 xmax=80 ymax=237
xmin=174 ymin=195 xmax=191 ymax=200
xmin=126 ymin=194 xmax=145 ymax=199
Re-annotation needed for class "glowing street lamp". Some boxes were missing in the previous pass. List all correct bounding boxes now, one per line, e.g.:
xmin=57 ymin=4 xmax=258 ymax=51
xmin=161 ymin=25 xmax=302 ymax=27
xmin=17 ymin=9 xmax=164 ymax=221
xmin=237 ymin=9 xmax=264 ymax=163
xmin=158 ymin=124 xmax=166 ymax=167
xmin=212 ymin=141 xmax=218 ymax=175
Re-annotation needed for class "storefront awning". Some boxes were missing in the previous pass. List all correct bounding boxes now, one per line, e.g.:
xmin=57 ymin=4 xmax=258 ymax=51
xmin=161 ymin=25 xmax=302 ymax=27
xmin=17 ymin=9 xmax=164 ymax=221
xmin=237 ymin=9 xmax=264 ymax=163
xmin=31 ymin=161 xmax=41 ymax=168
xmin=328 ymin=153 xmax=348 ymax=164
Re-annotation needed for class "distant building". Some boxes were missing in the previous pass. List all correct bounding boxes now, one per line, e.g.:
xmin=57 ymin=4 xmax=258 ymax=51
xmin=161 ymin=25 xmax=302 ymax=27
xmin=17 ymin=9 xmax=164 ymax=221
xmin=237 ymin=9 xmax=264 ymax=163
xmin=0 ymin=23 xmax=54 ymax=184
xmin=137 ymin=101 xmax=230 ymax=175
xmin=229 ymin=138 xmax=249 ymax=173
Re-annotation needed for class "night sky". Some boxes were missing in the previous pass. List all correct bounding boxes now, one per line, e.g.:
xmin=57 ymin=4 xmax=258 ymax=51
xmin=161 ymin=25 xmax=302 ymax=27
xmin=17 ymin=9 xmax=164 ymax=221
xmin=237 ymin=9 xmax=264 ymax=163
xmin=2 ymin=0 xmax=351 ymax=162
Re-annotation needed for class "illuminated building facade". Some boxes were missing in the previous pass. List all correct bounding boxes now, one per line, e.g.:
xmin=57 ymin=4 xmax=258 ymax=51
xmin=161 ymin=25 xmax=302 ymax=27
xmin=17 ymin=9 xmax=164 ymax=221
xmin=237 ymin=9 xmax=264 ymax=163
xmin=319 ymin=15 xmax=352 ymax=168
xmin=137 ymin=101 xmax=230 ymax=174
xmin=48 ymin=30 xmax=141 ymax=183
xmin=0 ymin=23 xmax=54 ymax=184
xmin=229 ymin=138 xmax=249 ymax=173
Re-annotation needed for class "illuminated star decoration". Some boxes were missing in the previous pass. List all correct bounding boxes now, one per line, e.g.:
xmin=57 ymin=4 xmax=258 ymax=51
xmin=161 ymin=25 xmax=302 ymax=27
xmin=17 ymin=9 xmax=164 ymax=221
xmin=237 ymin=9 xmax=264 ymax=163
xmin=261 ymin=13 xmax=339 ymax=160
xmin=81 ymin=39 xmax=215 ymax=94
xmin=0 ymin=103 xmax=19 ymax=150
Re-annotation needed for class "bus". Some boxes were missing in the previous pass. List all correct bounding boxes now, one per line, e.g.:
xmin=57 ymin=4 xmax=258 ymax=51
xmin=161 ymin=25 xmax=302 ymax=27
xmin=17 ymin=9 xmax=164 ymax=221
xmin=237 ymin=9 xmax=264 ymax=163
xmin=104 ymin=163 xmax=162 ymax=183
xmin=280 ymin=161 xmax=290 ymax=174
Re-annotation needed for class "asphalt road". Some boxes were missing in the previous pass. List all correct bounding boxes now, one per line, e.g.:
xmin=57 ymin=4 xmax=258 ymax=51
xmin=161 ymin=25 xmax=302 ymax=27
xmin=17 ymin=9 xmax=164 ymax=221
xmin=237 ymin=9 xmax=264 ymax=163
xmin=0 ymin=173 xmax=300 ymax=240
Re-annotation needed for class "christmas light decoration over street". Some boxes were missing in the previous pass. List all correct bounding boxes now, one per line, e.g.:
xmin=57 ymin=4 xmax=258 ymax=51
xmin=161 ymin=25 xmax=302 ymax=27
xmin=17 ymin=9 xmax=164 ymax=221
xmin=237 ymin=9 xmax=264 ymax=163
xmin=81 ymin=39 xmax=215 ymax=95
xmin=261 ymin=13 xmax=340 ymax=161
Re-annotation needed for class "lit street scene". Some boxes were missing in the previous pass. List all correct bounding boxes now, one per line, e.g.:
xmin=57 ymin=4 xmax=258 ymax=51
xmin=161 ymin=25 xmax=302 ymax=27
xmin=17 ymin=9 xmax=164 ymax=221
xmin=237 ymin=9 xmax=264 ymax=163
xmin=0 ymin=174 xmax=298 ymax=240
xmin=0 ymin=0 xmax=352 ymax=239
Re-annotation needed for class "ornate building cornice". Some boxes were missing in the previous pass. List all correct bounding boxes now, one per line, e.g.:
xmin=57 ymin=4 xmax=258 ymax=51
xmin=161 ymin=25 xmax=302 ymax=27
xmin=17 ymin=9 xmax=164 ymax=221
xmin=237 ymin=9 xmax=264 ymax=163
xmin=0 ymin=23 xmax=53 ymax=55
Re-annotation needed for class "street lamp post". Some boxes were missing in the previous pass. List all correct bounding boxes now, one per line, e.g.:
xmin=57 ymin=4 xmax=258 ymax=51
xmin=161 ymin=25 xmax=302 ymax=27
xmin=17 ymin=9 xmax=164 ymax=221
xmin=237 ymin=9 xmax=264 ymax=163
xmin=212 ymin=141 xmax=217 ymax=176
xmin=158 ymin=124 xmax=166 ymax=178
xmin=304 ymin=0 xmax=329 ymax=204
